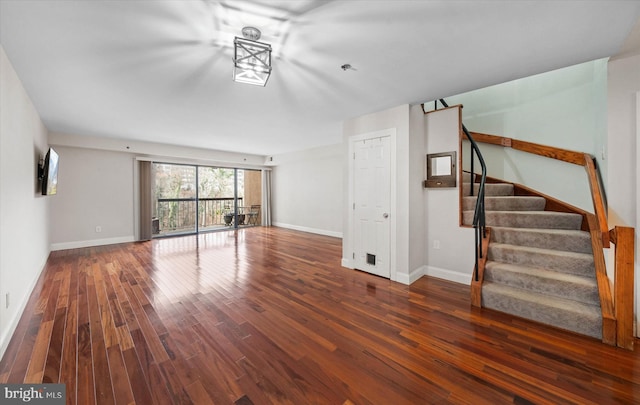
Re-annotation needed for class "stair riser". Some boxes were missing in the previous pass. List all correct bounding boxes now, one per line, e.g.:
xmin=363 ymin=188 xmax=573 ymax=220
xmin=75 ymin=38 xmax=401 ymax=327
xmin=463 ymin=211 xmax=583 ymax=230
xmin=484 ymin=266 xmax=598 ymax=305
xmin=491 ymin=228 xmax=592 ymax=254
xmin=462 ymin=173 xmax=476 ymax=182
xmin=488 ymin=246 xmax=594 ymax=277
xmin=481 ymin=290 xmax=602 ymax=339
xmin=462 ymin=183 xmax=514 ymax=196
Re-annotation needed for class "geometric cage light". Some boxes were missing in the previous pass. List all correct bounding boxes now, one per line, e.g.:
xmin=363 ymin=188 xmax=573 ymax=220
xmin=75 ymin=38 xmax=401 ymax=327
xmin=233 ymin=27 xmax=272 ymax=86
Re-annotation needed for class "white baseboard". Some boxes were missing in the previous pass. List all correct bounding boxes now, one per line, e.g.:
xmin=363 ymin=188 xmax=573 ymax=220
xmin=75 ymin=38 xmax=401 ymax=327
xmin=273 ymin=222 xmax=342 ymax=238
xmin=424 ymin=265 xmax=471 ymax=285
xmin=341 ymin=258 xmax=354 ymax=268
xmin=0 ymin=252 xmax=49 ymax=361
xmin=51 ymin=235 xmax=136 ymax=251
xmin=393 ymin=265 xmax=426 ymax=285
xmin=339 ymin=262 xmax=424 ymax=286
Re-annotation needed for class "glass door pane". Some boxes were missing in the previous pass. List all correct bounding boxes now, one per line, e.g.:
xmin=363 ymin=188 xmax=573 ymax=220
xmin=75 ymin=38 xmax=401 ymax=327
xmin=240 ymin=169 xmax=262 ymax=227
xmin=152 ymin=163 xmax=197 ymax=236
xmin=151 ymin=164 xmax=262 ymax=236
xmin=198 ymin=167 xmax=236 ymax=231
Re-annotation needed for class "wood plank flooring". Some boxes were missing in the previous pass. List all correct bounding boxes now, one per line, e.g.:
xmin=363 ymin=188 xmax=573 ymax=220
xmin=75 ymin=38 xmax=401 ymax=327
xmin=1 ymin=227 xmax=640 ymax=404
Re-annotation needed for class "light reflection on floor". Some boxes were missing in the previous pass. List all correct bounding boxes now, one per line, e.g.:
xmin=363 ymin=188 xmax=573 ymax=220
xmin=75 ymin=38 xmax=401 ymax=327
xmin=149 ymin=229 xmax=252 ymax=304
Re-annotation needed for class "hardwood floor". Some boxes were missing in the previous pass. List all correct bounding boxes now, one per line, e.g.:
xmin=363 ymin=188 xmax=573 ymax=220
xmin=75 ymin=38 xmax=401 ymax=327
xmin=1 ymin=227 xmax=639 ymax=404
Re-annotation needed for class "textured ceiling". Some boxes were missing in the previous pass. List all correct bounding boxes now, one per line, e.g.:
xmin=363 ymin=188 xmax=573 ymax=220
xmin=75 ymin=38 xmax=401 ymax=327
xmin=1 ymin=0 xmax=639 ymax=156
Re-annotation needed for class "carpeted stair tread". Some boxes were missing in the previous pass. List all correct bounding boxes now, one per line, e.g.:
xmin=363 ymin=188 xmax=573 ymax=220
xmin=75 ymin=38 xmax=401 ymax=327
xmin=484 ymin=261 xmax=598 ymax=304
xmin=490 ymin=227 xmax=592 ymax=253
xmin=481 ymin=282 xmax=602 ymax=339
xmin=488 ymin=243 xmax=594 ymax=277
xmin=463 ymin=210 xmax=583 ymax=230
xmin=463 ymin=196 xmax=546 ymax=211
xmin=463 ymin=174 xmax=602 ymax=340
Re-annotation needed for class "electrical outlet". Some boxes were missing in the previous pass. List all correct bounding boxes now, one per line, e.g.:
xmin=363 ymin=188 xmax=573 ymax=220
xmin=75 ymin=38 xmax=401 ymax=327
xmin=95 ymin=226 xmax=102 ymax=233
xmin=5 ymin=293 xmax=9 ymax=309
xmin=433 ymin=240 xmax=441 ymax=249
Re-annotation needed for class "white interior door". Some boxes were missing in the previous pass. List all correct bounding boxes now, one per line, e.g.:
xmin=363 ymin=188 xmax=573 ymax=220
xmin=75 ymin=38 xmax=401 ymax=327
xmin=353 ymin=136 xmax=391 ymax=278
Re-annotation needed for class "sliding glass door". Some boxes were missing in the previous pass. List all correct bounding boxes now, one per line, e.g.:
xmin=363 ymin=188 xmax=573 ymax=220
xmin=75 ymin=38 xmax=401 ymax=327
xmin=153 ymin=164 xmax=197 ymax=236
xmin=197 ymin=167 xmax=236 ymax=232
xmin=151 ymin=163 xmax=261 ymax=237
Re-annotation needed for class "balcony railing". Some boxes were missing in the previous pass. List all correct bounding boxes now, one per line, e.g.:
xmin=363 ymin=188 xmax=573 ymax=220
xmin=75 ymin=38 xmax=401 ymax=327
xmin=154 ymin=197 xmax=246 ymax=235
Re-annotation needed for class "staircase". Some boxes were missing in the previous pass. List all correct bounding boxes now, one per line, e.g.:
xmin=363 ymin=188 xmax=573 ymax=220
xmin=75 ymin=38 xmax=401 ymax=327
xmin=462 ymin=175 xmax=602 ymax=339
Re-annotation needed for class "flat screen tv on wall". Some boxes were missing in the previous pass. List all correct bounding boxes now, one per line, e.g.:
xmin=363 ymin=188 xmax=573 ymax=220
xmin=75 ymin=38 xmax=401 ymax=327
xmin=41 ymin=147 xmax=59 ymax=195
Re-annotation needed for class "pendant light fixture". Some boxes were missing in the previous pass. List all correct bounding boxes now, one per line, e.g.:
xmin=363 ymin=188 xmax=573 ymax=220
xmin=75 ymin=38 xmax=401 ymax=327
xmin=233 ymin=27 xmax=272 ymax=86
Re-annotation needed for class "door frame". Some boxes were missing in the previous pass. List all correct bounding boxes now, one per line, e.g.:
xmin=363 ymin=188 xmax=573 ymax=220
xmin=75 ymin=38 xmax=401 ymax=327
xmin=344 ymin=128 xmax=397 ymax=281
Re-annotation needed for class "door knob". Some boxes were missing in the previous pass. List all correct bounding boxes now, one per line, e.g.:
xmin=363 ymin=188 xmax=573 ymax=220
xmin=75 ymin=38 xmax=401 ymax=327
xmin=383 ymin=213 xmax=389 ymax=218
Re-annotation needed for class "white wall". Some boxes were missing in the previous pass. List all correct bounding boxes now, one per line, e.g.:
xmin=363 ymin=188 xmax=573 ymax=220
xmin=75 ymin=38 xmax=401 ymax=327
xmin=49 ymin=146 xmax=136 ymax=250
xmin=424 ymin=107 xmax=475 ymax=283
xmin=408 ymin=105 xmax=427 ymax=275
xmin=430 ymin=59 xmax=608 ymax=211
xmin=0 ymin=46 xmax=50 ymax=358
xmin=270 ymin=143 xmax=343 ymax=237
xmin=607 ymin=52 xmax=640 ymax=333
xmin=607 ymin=54 xmax=639 ymax=228
xmin=47 ymin=132 xmax=269 ymax=249
xmin=340 ymin=103 xmax=474 ymax=285
xmin=50 ymin=132 xmax=266 ymax=168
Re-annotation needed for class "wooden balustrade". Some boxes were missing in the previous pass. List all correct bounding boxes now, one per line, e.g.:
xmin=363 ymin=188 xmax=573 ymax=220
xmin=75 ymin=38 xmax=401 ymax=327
xmin=470 ymin=132 xmax=609 ymax=247
xmin=468 ymin=131 xmax=635 ymax=348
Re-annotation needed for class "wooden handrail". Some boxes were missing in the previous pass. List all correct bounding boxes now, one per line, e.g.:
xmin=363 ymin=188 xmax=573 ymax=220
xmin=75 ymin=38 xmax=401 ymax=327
xmin=470 ymin=132 xmax=586 ymax=165
xmin=468 ymin=131 xmax=609 ymax=247
xmin=584 ymin=156 xmax=609 ymax=247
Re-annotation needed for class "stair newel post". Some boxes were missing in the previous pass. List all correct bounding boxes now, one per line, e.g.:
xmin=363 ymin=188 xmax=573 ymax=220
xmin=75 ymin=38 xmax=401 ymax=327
xmin=611 ymin=226 xmax=635 ymax=350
